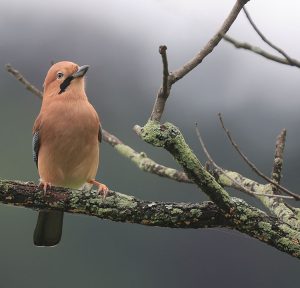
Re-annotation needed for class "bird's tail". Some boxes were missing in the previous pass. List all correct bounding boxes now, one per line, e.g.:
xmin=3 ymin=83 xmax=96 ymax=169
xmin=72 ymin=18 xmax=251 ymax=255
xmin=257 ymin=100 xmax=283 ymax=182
xmin=33 ymin=210 xmax=64 ymax=247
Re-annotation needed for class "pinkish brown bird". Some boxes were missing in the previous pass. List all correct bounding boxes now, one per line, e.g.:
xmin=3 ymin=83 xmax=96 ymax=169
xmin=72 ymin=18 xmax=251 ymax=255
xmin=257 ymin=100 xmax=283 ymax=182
xmin=33 ymin=61 xmax=108 ymax=246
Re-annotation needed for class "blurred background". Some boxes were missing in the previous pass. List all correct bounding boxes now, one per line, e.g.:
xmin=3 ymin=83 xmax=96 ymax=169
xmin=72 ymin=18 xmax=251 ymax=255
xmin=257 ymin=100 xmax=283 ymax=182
xmin=0 ymin=0 xmax=299 ymax=287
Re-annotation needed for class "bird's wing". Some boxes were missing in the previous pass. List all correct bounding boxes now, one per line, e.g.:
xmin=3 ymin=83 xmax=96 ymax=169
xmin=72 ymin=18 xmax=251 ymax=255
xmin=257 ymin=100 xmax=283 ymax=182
xmin=98 ymin=122 xmax=102 ymax=143
xmin=32 ymin=115 xmax=42 ymax=168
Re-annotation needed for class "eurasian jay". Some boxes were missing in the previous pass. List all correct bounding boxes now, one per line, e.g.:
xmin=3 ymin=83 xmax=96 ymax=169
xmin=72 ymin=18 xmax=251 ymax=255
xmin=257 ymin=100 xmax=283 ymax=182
xmin=33 ymin=61 xmax=108 ymax=246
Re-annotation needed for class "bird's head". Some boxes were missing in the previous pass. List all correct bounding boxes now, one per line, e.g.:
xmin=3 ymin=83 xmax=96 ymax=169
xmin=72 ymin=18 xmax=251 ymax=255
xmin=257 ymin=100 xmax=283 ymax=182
xmin=43 ymin=61 xmax=89 ymax=98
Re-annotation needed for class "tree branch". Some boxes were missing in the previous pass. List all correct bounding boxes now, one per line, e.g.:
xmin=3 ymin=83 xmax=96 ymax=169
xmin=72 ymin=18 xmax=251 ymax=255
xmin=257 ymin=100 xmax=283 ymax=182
xmin=243 ymin=7 xmax=296 ymax=65
xmin=160 ymin=45 xmax=169 ymax=98
xmin=171 ymin=0 xmax=250 ymax=83
xmin=1 ymin=178 xmax=300 ymax=258
xmin=271 ymin=129 xmax=286 ymax=189
xmin=218 ymin=113 xmax=300 ymax=200
xmin=150 ymin=0 xmax=250 ymax=122
xmin=222 ymin=35 xmax=300 ymax=68
xmin=216 ymin=170 xmax=300 ymax=232
xmin=195 ymin=123 xmax=293 ymax=199
xmin=195 ymin=123 xmax=299 ymax=227
xmin=134 ymin=121 xmax=234 ymax=213
xmin=0 ymin=179 xmax=221 ymax=229
xmin=103 ymin=130 xmax=192 ymax=183
xmin=5 ymin=64 xmax=43 ymax=98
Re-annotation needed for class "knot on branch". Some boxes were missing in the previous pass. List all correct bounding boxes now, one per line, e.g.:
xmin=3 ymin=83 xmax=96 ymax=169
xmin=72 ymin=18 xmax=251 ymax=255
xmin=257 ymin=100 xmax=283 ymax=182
xmin=139 ymin=121 xmax=181 ymax=148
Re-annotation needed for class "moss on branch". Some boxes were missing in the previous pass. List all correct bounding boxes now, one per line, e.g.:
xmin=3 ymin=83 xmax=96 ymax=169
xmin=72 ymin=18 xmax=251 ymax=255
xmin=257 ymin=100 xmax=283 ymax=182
xmin=138 ymin=120 xmax=233 ymax=212
xmin=0 ymin=179 xmax=225 ymax=229
xmin=1 ymin=178 xmax=300 ymax=258
xmin=134 ymin=121 xmax=300 ymax=258
xmin=217 ymin=170 xmax=300 ymax=231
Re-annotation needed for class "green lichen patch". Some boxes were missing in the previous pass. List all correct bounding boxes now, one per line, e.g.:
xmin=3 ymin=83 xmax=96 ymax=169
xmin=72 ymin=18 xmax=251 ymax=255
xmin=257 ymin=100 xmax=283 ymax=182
xmin=140 ymin=120 xmax=233 ymax=212
xmin=258 ymin=221 xmax=272 ymax=232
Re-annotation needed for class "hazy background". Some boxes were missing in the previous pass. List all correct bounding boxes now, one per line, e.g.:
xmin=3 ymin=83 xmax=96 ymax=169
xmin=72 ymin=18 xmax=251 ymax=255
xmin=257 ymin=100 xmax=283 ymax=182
xmin=0 ymin=0 xmax=299 ymax=287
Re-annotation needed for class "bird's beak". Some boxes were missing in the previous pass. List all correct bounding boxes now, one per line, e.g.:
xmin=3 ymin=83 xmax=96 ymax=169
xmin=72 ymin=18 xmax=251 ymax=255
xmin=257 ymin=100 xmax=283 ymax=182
xmin=72 ymin=65 xmax=89 ymax=78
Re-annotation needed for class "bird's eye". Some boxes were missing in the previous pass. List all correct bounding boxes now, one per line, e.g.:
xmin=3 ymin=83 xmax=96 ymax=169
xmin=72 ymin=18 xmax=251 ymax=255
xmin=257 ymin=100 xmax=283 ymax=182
xmin=56 ymin=72 xmax=64 ymax=79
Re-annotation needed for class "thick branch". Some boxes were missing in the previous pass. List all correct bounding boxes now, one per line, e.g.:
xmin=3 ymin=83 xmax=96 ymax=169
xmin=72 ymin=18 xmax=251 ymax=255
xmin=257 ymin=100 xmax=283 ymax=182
xmin=0 ymin=179 xmax=221 ymax=229
xmin=1 ymin=178 xmax=300 ymax=259
xmin=134 ymin=121 xmax=234 ymax=213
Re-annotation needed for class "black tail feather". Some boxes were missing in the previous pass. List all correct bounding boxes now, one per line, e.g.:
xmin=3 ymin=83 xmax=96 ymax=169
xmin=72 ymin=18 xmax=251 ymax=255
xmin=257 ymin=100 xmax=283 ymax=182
xmin=34 ymin=210 xmax=64 ymax=247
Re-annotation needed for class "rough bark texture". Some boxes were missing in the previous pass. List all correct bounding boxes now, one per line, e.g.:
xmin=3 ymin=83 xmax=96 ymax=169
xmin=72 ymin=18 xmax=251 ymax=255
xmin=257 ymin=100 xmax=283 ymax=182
xmin=1 ymin=178 xmax=300 ymax=258
xmin=136 ymin=121 xmax=234 ymax=212
xmin=0 ymin=179 xmax=224 ymax=229
xmin=131 ymin=120 xmax=300 ymax=259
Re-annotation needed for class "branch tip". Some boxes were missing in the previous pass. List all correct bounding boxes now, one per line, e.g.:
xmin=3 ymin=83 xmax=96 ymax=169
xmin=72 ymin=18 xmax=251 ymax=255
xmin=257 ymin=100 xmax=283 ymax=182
xmin=159 ymin=45 xmax=167 ymax=54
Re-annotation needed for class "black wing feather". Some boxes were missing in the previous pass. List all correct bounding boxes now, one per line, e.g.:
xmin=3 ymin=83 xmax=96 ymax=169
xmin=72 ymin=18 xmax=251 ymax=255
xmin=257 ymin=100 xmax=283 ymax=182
xmin=98 ymin=123 xmax=102 ymax=143
xmin=32 ymin=131 xmax=40 ymax=168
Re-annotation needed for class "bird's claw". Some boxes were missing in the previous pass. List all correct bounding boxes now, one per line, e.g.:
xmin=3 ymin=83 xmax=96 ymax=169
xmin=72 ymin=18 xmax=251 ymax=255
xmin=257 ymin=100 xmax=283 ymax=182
xmin=97 ymin=183 xmax=109 ymax=200
xmin=38 ymin=180 xmax=52 ymax=195
xmin=88 ymin=179 xmax=109 ymax=200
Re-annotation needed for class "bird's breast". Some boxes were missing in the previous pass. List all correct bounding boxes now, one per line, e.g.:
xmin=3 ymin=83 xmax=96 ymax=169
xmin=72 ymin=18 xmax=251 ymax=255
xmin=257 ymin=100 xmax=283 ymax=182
xmin=38 ymin=99 xmax=100 ymax=188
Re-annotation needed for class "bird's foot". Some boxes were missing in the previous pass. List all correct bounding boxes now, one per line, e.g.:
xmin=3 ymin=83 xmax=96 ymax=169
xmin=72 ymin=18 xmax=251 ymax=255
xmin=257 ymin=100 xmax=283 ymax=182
xmin=88 ymin=179 xmax=109 ymax=200
xmin=38 ymin=180 xmax=52 ymax=195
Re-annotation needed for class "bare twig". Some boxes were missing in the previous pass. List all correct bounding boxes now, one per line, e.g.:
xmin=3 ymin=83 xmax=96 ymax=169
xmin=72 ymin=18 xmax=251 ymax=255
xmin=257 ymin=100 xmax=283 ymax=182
xmin=218 ymin=113 xmax=300 ymax=200
xmin=160 ymin=45 xmax=169 ymax=98
xmin=195 ymin=123 xmax=293 ymax=199
xmin=150 ymin=0 xmax=250 ymax=122
xmin=270 ymin=129 xmax=297 ymax=212
xmin=5 ymin=64 xmax=43 ymax=98
xmin=216 ymin=170 xmax=300 ymax=231
xmin=271 ymin=129 xmax=286 ymax=190
xmin=150 ymin=46 xmax=171 ymax=121
xmin=171 ymin=0 xmax=250 ymax=83
xmin=243 ymin=7 xmax=296 ymax=65
xmin=222 ymin=35 xmax=300 ymax=68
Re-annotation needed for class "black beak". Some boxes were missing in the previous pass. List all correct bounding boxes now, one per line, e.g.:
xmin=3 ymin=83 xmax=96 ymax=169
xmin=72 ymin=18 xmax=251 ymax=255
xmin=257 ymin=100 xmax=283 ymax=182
xmin=59 ymin=65 xmax=89 ymax=94
xmin=72 ymin=65 xmax=89 ymax=78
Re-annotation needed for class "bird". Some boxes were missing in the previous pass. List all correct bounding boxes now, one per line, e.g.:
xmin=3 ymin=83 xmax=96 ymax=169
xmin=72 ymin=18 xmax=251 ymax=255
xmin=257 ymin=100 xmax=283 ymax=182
xmin=33 ymin=61 xmax=108 ymax=246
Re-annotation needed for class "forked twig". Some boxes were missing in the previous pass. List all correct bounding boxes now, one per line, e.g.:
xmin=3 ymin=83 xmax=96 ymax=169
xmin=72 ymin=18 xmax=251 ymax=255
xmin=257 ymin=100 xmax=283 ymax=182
xmin=195 ymin=123 xmax=293 ymax=199
xmin=218 ymin=113 xmax=300 ymax=200
xmin=222 ymin=35 xmax=300 ymax=68
xmin=243 ymin=7 xmax=295 ymax=65
xmin=150 ymin=0 xmax=250 ymax=122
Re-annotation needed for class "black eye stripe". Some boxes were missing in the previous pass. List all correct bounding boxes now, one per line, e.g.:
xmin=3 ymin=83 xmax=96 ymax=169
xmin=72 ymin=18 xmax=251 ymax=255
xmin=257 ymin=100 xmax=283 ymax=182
xmin=58 ymin=75 xmax=74 ymax=94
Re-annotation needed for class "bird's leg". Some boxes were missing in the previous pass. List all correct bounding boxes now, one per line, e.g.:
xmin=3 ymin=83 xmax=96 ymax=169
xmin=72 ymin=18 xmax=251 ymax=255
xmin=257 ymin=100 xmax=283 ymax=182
xmin=88 ymin=179 xmax=109 ymax=199
xmin=38 ymin=179 xmax=52 ymax=195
